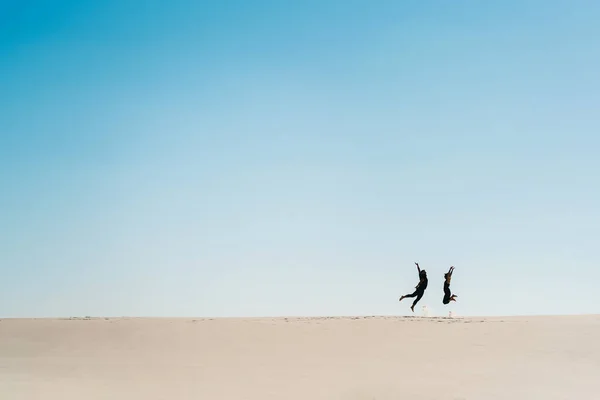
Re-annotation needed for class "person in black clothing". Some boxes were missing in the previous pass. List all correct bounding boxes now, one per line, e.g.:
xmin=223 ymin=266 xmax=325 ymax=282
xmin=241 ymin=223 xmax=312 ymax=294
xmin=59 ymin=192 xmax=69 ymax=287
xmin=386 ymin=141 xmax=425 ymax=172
xmin=399 ymin=262 xmax=428 ymax=312
xmin=442 ymin=266 xmax=457 ymax=304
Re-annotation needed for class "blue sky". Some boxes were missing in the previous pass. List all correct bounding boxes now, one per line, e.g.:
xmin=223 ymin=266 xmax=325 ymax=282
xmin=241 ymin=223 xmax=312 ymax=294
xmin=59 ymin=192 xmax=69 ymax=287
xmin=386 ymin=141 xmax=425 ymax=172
xmin=1 ymin=0 xmax=599 ymax=318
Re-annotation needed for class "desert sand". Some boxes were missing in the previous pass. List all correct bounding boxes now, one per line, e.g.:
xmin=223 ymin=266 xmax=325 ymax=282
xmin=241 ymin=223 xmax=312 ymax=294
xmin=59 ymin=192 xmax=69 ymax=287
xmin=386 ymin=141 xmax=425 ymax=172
xmin=0 ymin=315 xmax=599 ymax=399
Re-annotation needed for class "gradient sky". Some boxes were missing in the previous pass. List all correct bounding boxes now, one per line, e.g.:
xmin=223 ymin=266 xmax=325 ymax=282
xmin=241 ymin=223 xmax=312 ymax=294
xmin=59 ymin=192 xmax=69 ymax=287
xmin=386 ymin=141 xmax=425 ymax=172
xmin=1 ymin=0 xmax=599 ymax=318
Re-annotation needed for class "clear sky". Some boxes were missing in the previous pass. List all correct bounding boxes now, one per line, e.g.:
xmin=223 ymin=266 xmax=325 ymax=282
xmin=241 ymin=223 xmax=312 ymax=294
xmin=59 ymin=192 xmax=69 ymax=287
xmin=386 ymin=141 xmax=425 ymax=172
xmin=1 ymin=0 xmax=599 ymax=318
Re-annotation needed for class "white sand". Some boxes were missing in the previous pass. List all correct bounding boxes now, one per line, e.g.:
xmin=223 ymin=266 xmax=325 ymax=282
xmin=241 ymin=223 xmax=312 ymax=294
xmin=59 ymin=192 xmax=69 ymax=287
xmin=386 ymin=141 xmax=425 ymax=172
xmin=0 ymin=315 xmax=599 ymax=399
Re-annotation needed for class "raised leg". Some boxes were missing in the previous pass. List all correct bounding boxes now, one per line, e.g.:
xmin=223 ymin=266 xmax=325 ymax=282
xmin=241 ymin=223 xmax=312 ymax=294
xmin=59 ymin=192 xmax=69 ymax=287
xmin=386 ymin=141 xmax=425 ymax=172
xmin=400 ymin=289 xmax=419 ymax=301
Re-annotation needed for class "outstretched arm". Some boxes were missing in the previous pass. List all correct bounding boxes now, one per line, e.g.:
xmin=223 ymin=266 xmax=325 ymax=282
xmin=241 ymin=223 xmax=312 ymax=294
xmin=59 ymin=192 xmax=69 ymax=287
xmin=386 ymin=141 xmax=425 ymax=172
xmin=415 ymin=262 xmax=422 ymax=286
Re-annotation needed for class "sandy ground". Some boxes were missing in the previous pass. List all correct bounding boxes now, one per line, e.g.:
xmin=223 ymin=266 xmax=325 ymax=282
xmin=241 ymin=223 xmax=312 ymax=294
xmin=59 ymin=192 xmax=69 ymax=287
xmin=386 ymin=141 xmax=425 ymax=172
xmin=0 ymin=315 xmax=599 ymax=400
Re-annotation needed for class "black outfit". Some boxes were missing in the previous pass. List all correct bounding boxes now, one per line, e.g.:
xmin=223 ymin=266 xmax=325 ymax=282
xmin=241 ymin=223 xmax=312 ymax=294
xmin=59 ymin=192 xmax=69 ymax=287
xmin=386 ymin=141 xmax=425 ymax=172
xmin=405 ymin=278 xmax=428 ymax=308
xmin=443 ymin=281 xmax=452 ymax=304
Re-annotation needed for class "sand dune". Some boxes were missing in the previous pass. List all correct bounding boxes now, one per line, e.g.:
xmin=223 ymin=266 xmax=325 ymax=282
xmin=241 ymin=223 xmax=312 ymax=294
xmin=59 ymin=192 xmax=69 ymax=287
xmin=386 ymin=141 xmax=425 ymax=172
xmin=0 ymin=315 xmax=599 ymax=399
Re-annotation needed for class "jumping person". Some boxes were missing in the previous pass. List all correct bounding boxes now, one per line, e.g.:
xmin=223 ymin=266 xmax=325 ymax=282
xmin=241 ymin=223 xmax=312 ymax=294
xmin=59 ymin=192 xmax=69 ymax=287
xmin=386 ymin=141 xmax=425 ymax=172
xmin=399 ymin=262 xmax=428 ymax=312
xmin=442 ymin=266 xmax=457 ymax=304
